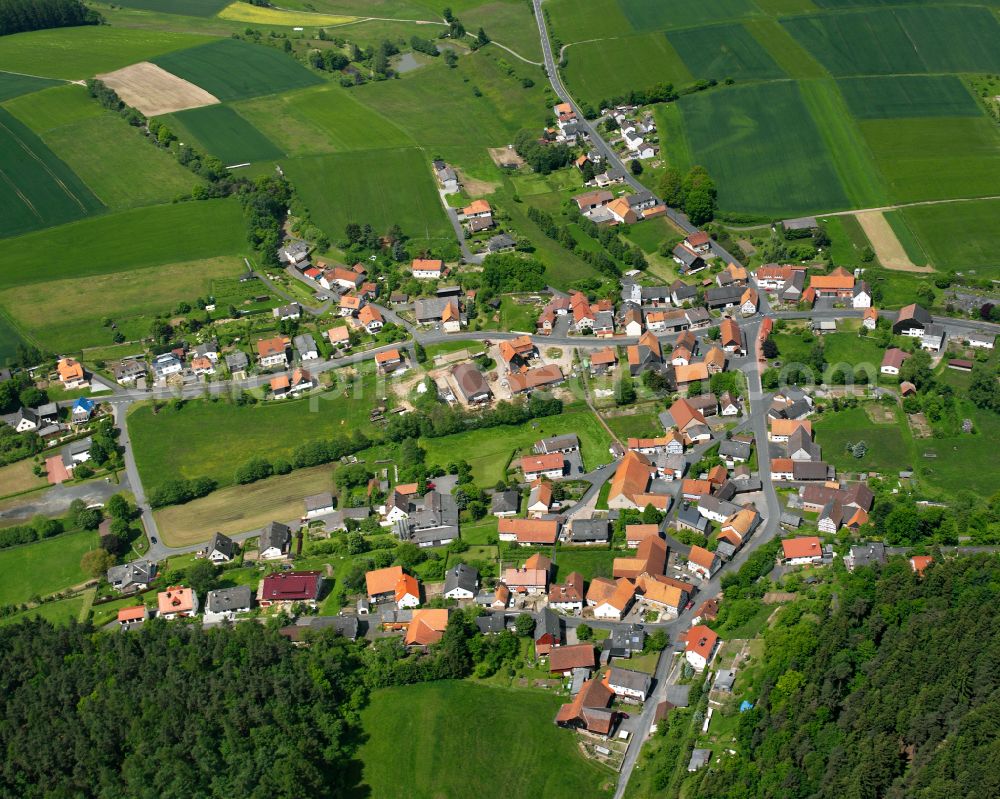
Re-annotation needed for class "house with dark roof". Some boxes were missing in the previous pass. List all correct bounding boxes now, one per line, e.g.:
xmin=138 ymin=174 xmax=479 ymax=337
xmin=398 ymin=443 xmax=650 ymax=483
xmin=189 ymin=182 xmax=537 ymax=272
xmin=204 ymin=586 xmax=253 ymax=623
xmin=845 ymin=542 xmax=886 ymax=571
xmin=534 ymin=608 xmax=562 ymax=656
xmin=205 ymin=532 xmax=237 ymax=563
xmin=491 ymin=490 xmax=521 ymax=517
xmin=443 ymin=563 xmax=479 ymax=600
xmin=107 ymin=560 xmax=156 ymax=593
xmin=570 ymin=518 xmax=610 ymax=545
xmin=451 ymin=362 xmax=492 ymax=404
xmin=607 ymin=624 xmax=645 ymax=658
xmin=258 ymin=521 xmax=291 ymax=560
xmin=607 ymin=667 xmax=652 ymax=702
xmin=893 ymin=303 xmax=932 ymax=336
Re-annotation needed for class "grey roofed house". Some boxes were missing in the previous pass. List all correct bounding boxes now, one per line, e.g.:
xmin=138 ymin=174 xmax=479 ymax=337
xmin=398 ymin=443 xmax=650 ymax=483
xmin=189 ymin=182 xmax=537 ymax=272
xmin=627 ymin=189 xmax=657 ymax=210
xmin=686 ymin=423 xmax=712 ymax=441
xmin=486 ymin=232 xmax=516 ymax=253
xmin=398 ymin=491 xmax=459 ymax=546
xmin=36 ymin=402 xmax=58 ymax=421
xmin=413 ymin=296 xmax=454 ymax=323
xmin=782 ymin=216 xmax=818 ymax=232
xmin=672 ymin=245 xmax=705 ymax=272
xmin=705 ymin=285 xmax=744 ymax=308
xmin=639 ymin=285 xmax=672 ymax=303
xmin=787 ymin=426 xmax=821 ymax=460
xmin=781 ymin=269 xmax=806 ymax=301
xmin=671 ymin=281 xmax=698 ymax=303
xmin=784 ymin=398 xmax=813 ymax=420
xmin=106 ymin=560 xmax=156 ymax=592
xmin=594 ymin=310 xmax=615 ymax=331
xmin=719 ymin=440 xmax=751 ymax=462
xmin=13 ymin=407 xmax=38 ymax=429
xmin=206 ymin=585 xmax=253 ymax=615
xmin=652 ymin=452 xmax=686 ymax=477
xmin=793 ymin=461 xmax=831 ymax=481
xmin=716 ymin=539 xmax=737 ymax=560
xmin=684 ymin=307 xmax=711 ymax=327
xmin=608 ymin=667 xmax=652 ymax=696
xmin=273 ymin=302 xmax=302 ymax=320
xmin=293 ymin=333 xmax=318 ymax=358
xmin=780 ymin=511 xmax=803 ymax=528
xmin=304 ymin=492 xmax=335 ymax=516
xmin=687 ymin=393 xmax=718 ymax=416
xmin=259 ymin=521 xmax=291 ymax=554
xmin=675 ymin=504 xmax=710 ymax=534
xmin=451 ymin=362 xmax=492 ymax=404
xmin=281 ymin=615 xmax=361 ymax=642
xmin=698 ymin=495 xmax=740 ymax=519
xmin=436 ymin=285 xmax=462 ymax=297
xmin=846 ymin=542 xmax=886 ymax=571
xmin=713 ymin=668 xmax=736 ymax=692
xmin=730 ymin=477 xmax=762 ymax=494
xmin=715 ymin=480 xmax=738 ymax=503
xmin=378 ymin=607 xmax=413 ymax=627
xmin=608 ymin=624 xmax=645 ymax=657
xmin=444 ymin=562 xmax=479 ymax=596
xmin=207 ymin=531 xmax=238 ymax=561
xmin=62 ymin=437 xmax=92 ymax=469
xmin=476 ymin=613 xmax=508 ymax=635
xmin=570 ymin=518 xmax=610 ymax=543
xmin=688 ymin=749 xmax=711 ymax=772
xmin=535 ymin=608 xmax=560 ymax=643
xmin=225 ymin=351 xmax=249 ymax=372
xmin=665 ymin=684 xmax=691 ymax=707
xmin=113 ymin=358 xmax=146 ymax=383
xmin=193 ymin=340 xmax=218 ymax=358
xmin=536 ymin=434 xmax=580 ymax=454
xmin=491 ymin=490 xmax=520 ymax=516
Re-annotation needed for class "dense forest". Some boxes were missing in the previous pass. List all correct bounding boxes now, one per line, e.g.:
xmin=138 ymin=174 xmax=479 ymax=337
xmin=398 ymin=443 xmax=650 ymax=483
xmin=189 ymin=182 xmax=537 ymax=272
xmin=0 ymin=620 xmax=367 ymax=798
xmin=0 ymin=0 xmax=100 ymax=36
xmin=693 ymin=555 xmax=1000 ymax=799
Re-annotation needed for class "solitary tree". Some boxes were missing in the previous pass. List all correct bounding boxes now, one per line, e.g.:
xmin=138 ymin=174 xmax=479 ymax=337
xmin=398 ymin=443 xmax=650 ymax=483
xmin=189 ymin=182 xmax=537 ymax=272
xmin=514 ymin=612 xmax=535 ymax=637
xmin=81 ymin=549 xmax=115 ymax=580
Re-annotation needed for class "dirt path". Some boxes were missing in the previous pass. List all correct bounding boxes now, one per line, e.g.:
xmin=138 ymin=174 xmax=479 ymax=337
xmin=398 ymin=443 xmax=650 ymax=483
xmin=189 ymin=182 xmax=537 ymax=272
xmin=855 ymin=210 xmax=933 ymax=273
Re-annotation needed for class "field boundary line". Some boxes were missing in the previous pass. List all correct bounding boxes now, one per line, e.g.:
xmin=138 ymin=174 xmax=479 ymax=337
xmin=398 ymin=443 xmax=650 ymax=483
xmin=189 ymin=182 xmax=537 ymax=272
xmin=0 ymin=68 xmax=70 ymax=83
xmin=815 ymin=194 xmax=1000 ymax=218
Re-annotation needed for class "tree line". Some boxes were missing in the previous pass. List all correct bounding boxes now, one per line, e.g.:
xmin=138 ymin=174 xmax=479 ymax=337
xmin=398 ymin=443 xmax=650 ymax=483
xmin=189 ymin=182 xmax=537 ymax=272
xmin=0 ymin=0 xmax=100 ymax=36
xmin=513 ymin=129 xmax=573 ymax=175
xmin=527 ymin=205 xmax=647 ymax=277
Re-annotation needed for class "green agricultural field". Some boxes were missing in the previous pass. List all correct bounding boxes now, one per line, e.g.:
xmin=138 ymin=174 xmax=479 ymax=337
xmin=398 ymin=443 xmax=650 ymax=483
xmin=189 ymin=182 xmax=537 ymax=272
xmin=859 ymin=117 xmax=1000 ymax=204
xmin=0 ymin=256 xmax=244 ymax=352
xmin=813 ymin=405 xmax=914 ymax=475
xmin=0 ymin=311 xmax=26 ymax=367
xmin=0 ymin=26 xmax=211 ymax=80
xmin=620 ymin=0 xmax=759 ymax=31
xmin=742 ymin=18 xmax=827 ymax=79
xmin=2 ymin=83 xmax=102 ymax=131
xmin=838 ymin=75 xmax=982 ymax=119
xmin=818 ymin=214 xmax=871 ymax=267
xmin=0 ymin=108 xmax=103 ymax=237
xmin=42 ymin=115 xmax=200 ymax=209
xmin=901 ymin=199 xmax=1000 ymax=276
xmin=547 ymin=0 xmax=633 ymax=42
xmin=285 ymin=148 xmax=452 ymax=243
xmin=553 ymin=548 xmax=618 ymax=581
xmin=464 ymin=1 xmax=544 ymax=62
xmin=112 ymin=0 xmax=231 ymax=14
xmin=679 ymin=81 xmax=849 ymax=215
xmin=667 ymin=23 xmax=785 ymax=82
xmin=167 ymin=104 xmax=283 ymax=164
xmin=0 ymin=71 xmax=60 ymax=102
xmin=236 ymin=84 xmax=413 ymax=157
xmin=128 ymin=377 xmax=382 ymax=491
xmin=0 ymin=199 xmax=246 ymax=290
xmin=0 ymin=530 xmax=98 ymax=606
xmin=782 ymin=7 xmax=1000 ymax=76
xmin=562 ymin=33 xmax=693 ymax=107
xmin=152 ymin=38 xmax=323 ymax=101
xmin=357 ymin=682 xmax=611 ymax=799
xmin=420 ymin=406 xmax=613 ymax=484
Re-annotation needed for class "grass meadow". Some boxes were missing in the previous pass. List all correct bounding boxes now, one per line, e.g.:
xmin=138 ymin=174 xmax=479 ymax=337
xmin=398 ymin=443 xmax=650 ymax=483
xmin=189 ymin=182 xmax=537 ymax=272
xmin=0 ymin=199 xmax=246 ymax=290
xmin=604 ymin=410 xmax=665 ymax=441
xmin=357 ymin=682 xmax=612 ymax=799
xmin=0 ymin=594 xmax=86 ymax=627
xmin=152 ymin=38 xmax=323 ymax=101
xmin=900 ymin=199 xmax=1000 ymax=276
xmin=1 ymin=83 xmax=102 ymax=131
xmin=0 ymin=108 xmax=103 ymax=237
xmin=128 ymin=377 xmax=382 ymax=491
xmin=167 ymin=104 xmax=284 ymax=164
xmin=420 ymin=405 xmax=613 ymax=484
xmin=0 ymin=26 xmax=210 ymax=79
xmin=285 ymin=148 xmax=452 ymax=243
xmin=813 ymin=405 xmax=914 ymax=475
xmin=553 ymin=548 xmax=619 ymax=581
xmin=0 ymin=256 xmax=244 ymax=352
xmin=0 ymin=530 xmax=98 ymax=606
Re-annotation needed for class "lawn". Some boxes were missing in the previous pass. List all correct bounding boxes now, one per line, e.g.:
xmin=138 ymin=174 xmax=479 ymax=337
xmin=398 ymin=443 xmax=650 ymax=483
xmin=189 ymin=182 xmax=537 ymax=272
xmin=154 ymin=465 xmax=333 ymax=546
xmin=0 ymin=460 xmax=46 ymax=498
xmin=781 ymin=6 xmax=1000 ymax=76
xmin=604 ymin=411 xmax=663 ymax=441
xmin=0 ymin=199 xmax=246 ymax=290
xmin=0 ymin=71 xmax=60 ymax=102
xmin=420 ymin=406 xmax=613 ymax=484
xmin=166 ymin=104 xmax=284 ymax=165
xmin=41 ymin=114 xmax=200 ymax=210
xmin=128 ymin=375 xmax=382 ymax=491
xmin=858 ymin=116 xmax=1000 ymax=204
xmin=0 ymin=594 xmax=86 ymax=627
xmin=813 ymin=405 xmax=914 ymax=475
xmin=357 ymin=681 xmax=612 ymax=799
xmin=0 ymin=107 xmax=103 ymax=237
xmin=900 ymin=199 xmax=1000 ymax=276
xmin=667 ymin=23 xmax=785 ymax=82
xmin=821 ymin=332 xmax=887 ymax=379
xmin=0 ymin=255 xmax=244 ymax=352
xmin=285 ymin=148 xmax=453 ymax=244
xmin=553 ymin=548 xmax=618 ymax=581
xmin=0 ymin=530 xmax=98 ymax=606
xmin=152 ymin=38 xmax=323 ymax=101
xmin=236 ymin=83 xmax=414 ymax=156
xmin=837 ymin=75 xmax=982 ymax=119
xmin=678 ymin=81 xmax=850 ymax=216
xmin=0 ymin=26 xmax=211 ymax=80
